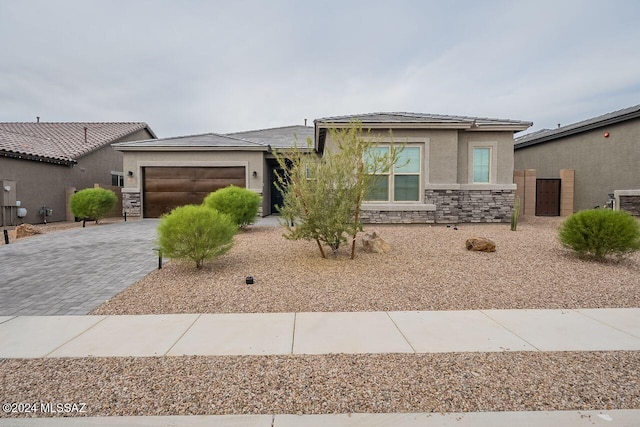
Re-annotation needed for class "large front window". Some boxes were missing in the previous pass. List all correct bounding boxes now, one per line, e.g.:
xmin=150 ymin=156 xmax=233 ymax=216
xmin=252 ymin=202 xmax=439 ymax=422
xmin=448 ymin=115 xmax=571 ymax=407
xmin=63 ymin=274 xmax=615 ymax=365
xmin=365 ymin=146 xmax=421 ymax=202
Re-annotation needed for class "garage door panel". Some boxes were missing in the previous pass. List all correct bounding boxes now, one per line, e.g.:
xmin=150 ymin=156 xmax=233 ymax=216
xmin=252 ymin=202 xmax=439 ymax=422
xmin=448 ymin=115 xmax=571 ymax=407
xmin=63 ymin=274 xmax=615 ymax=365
xmin=143 ymin=167 xmax=246 ymax=218
xmin=192 ymin=178 xmax=246 ymax=191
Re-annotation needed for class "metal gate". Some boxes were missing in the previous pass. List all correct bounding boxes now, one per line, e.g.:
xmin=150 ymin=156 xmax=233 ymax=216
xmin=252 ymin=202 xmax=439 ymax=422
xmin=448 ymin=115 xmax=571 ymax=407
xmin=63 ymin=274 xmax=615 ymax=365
xmin=536 ymin=179 xmax=561 ymax=216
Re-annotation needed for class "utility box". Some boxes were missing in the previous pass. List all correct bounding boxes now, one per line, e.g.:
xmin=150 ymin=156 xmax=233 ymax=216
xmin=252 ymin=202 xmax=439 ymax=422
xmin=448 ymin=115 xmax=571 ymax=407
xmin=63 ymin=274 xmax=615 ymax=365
xmin=1 ymin=180 xmax=17 ymax=206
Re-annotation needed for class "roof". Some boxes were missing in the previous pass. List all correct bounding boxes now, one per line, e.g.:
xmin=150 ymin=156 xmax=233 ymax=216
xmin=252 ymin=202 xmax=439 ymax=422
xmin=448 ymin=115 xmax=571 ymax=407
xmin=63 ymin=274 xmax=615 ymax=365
xmin=226 ymin=125 xmax=314 ymax=148
xmin=315 ymin=112 xmax=532 ymax=131
xmin=114 ymin=125 xmax=316 ymax=152
xmin=515 ymin=104 xmax=640 ymax=149
xmin=113 ymin=132 xmax=268 ymax=151
xmin=0 ymin=122 xmax=155 ymax=165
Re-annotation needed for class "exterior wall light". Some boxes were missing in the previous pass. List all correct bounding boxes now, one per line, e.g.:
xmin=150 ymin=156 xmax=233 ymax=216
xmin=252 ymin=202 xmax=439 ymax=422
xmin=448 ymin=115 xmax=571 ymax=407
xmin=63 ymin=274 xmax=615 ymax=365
xmin=127 ymin=171 xmax=134 ymax=177
xmin=252 ymin=171 xmax=258 ymax=177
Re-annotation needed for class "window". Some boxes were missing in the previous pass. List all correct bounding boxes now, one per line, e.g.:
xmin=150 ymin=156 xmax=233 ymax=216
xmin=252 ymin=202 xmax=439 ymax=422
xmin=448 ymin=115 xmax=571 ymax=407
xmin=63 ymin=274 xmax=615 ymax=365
xmin=365 ymin=146 xmax=421 ymax=202
xmin=472 ymin=147 xmax=491 ymax=183
xmin=111 ymin=172 xmax=124 ymax=187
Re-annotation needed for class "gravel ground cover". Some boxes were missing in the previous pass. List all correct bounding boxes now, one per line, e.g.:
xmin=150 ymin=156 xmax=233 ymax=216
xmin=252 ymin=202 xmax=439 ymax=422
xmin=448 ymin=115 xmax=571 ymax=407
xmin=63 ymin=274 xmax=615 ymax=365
xmin=1 ymin=352 xmax=638 ymax=417
xmin=93 ymin=217 xmax=640 ymax=314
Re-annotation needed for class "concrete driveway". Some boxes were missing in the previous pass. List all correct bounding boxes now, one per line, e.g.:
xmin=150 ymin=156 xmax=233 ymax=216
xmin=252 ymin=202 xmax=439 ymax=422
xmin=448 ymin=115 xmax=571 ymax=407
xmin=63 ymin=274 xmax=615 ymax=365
xmin=0 ymin=220 xmax=160 ymax=316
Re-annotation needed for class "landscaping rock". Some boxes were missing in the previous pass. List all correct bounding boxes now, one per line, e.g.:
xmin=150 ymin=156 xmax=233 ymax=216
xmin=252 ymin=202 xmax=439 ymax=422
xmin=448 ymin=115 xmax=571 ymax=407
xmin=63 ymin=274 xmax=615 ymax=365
xmin=465 ymin=237 xmax=496 ymax=252
xmin=15 ymin=224 xmax=41 ymax=239
xmin=362 ymin=230 xmax=391 ymax=254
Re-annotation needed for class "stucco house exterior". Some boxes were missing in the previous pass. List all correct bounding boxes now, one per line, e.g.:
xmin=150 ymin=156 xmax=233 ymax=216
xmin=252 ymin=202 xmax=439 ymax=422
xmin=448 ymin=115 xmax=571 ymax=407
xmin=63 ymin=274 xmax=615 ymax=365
xmin=0 ymin=122 xmax=156 ymax=224
xmin=114 ymin=112 xmax=531 ymax=223
xmin=514 ymin=105 xmax=640 ymax=216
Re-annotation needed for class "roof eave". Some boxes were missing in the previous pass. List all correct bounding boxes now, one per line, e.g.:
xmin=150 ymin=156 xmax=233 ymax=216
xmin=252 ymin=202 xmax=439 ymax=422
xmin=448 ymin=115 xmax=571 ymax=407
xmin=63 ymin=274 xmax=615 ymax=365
xmin=113 ymin=145 xmax=268 ymax=152
xmin=515 ymin=110 xmax=640 ymax=149
xmin=316 ymin=122 xmax=473 ymax=130
xmin=0 ymin=150 xmax=76 ymax=165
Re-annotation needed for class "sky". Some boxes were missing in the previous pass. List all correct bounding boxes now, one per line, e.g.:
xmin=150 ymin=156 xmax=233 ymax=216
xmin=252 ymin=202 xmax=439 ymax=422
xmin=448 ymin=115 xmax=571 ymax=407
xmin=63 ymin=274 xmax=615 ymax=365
xmin=1 ymin=0 xmax=639 ymax=138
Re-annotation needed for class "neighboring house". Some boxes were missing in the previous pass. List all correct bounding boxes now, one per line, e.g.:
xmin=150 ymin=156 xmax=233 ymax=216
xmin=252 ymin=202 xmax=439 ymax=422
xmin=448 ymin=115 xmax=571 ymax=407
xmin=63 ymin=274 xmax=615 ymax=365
xmin=114 ymin=113 xmax=531 ymax=223
xmin=0 ymin=121 xmax=156 ymax=224
xmin=514 ymin=105 xmax=640 ymax=216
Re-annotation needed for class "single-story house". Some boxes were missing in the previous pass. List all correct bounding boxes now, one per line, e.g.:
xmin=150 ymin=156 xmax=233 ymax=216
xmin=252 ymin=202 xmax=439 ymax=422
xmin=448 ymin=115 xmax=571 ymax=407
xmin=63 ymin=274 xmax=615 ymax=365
xmin=114 ymin=112 xmax=532 ymax=223
xmin=0 ymin=121 xmax=156 ymax=224
xmin=514 ymin=104 xmax=640 ymax=216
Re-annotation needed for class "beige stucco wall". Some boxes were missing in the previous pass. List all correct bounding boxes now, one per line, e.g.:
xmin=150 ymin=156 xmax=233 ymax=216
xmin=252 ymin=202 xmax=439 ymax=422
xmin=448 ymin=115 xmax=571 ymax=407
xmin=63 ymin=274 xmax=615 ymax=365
xmin=514 ymin=118 xmax=640 ymax=211
xmin=322 ymin=128 xmax=515 ymax=189
xmin=120 ymin=149 xmax=265 ymax=194
xmin=458 ymin=131 xmax=515 ymax=185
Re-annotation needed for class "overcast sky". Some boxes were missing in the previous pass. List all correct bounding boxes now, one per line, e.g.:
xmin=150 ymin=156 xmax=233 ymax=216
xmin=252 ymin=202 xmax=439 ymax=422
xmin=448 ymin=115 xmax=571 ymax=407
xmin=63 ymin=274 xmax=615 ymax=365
xmin=1 ymin=0 xmax=639 ymax=138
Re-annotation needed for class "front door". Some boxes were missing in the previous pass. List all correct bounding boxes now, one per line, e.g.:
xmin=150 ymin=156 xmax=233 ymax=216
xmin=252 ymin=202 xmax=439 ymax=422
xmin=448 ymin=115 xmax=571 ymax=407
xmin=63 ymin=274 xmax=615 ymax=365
xmin=269 ymin=167 xmax=285 ymax=214
xmin=536 ymin=179 xmax=561 ymax=216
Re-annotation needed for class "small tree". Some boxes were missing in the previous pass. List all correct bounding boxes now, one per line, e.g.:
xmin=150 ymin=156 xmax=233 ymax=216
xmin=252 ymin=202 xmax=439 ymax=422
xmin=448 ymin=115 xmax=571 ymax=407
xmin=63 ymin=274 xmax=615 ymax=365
xmin=558 ymin=209 xmax=640 ymax=260
xmin=274 ymin=121 xmax=400 ymax=258
xmin=157 ymin=205 xmax=236 ymax=269
xmin=70 ymin=188 xmax=117 ymax=223
xmin=203 ymin=185 xmax=261 ymax=229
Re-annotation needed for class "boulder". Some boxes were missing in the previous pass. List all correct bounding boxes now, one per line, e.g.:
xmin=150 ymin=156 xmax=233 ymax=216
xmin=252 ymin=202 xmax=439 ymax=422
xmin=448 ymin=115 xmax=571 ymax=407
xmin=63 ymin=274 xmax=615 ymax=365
xmin=15 ymin=224 xmax=41 ymax=239
xmin=362 ymin=230 xmax=391 ymax=254
xmin=465 ymin=237 xmax=496 ymax=252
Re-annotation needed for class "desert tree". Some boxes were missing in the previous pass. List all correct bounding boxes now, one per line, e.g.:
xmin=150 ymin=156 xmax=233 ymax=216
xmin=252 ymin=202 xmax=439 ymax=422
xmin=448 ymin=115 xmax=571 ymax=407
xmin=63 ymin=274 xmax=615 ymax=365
xmin=274 ymin=121 xmax=401 ymax=259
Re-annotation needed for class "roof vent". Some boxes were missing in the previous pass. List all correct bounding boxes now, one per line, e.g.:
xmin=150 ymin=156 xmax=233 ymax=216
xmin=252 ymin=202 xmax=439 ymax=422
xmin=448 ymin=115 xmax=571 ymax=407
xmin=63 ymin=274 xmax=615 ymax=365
xmin=557 ymin=123 xmax=561 ymax=128
xmin=83 ymin=126 xmax=88 ymax=143
xmin=36 ymin=116 xmax=40 ymax=123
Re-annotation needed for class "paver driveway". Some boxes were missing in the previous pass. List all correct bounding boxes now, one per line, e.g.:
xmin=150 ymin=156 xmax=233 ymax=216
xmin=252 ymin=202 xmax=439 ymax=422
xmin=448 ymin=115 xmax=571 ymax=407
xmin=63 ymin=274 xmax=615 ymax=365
xmin=0 ymin=220 xmax=159 ymax=316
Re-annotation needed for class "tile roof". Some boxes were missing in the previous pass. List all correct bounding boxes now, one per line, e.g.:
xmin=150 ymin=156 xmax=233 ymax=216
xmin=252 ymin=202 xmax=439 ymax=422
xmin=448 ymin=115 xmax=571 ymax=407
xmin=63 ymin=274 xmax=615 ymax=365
xmin=315 ymin=112 xmax=532 ymax=129
xmin=0 ymin=122 xmax=154 ymax=164
xmin=515 ymin=104 xmax=640 ymax=148
xmin=113 ymin=132 xmax=267 ymax=150
xmin=226 ymin=125 xmax=314 ymax=148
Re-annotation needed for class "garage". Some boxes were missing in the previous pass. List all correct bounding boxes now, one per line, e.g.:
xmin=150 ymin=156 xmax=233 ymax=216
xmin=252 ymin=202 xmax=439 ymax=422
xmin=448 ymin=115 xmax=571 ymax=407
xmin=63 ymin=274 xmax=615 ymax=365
xmin=143 ymin=166 xmax=245 ymax=218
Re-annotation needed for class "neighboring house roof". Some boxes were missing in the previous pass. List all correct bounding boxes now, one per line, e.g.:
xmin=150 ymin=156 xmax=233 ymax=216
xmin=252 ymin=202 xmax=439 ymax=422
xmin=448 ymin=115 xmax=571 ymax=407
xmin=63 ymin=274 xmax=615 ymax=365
xmin=0 ymin=122 xmax=155 ymax=165
xmin=315 ymin=112 xmax=532 ymax=131
xmin=515 ymin=104 xmax=640 ymax=149
xmin=226 ymin=125 xmax=314 ymax=148
xmin=115 ymin=125 xmax=316 ymax=152
xmin=113 ymin=132 xmax=268 ymax=151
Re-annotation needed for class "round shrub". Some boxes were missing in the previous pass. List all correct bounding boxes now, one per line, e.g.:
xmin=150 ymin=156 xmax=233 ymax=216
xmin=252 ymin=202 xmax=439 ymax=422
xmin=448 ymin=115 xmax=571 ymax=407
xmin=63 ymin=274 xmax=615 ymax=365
xmin=157 ymin=205 xmax=237 ymax=269
xmin=203 ymin=185 xmax=261 ymax=228
xmin=558 ymin=209 xmax=640 ymax=260
xmin=70 ymin=188 xmax=117 ymax=223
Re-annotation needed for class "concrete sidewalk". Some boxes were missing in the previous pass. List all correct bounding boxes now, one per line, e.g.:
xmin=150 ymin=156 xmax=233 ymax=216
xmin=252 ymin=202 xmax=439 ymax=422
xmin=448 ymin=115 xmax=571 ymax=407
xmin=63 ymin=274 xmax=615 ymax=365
xmin=1 ymin=308 xmax=639 ymax=358
xmin=1 ymin=410 xmax=639 ymax=426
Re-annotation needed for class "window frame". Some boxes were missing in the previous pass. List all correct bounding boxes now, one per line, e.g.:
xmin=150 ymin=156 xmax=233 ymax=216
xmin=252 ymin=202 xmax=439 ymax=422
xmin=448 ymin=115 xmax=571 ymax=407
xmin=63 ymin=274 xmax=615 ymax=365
xmin=111 ymin=171 xmax=124 ymax=187
xmin=364 ymin=145 xmax=422 ymax=203
xmin=472 ymin=147 xmax=491 ymax=184
xmin=467 ymin=141 xmax=498 ymax=185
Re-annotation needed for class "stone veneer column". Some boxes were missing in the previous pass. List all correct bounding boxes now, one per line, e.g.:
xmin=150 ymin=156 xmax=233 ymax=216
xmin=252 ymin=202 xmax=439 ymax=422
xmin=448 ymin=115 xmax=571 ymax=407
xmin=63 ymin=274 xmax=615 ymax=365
xmin=122 ymin=191 xmax=141 ymax=217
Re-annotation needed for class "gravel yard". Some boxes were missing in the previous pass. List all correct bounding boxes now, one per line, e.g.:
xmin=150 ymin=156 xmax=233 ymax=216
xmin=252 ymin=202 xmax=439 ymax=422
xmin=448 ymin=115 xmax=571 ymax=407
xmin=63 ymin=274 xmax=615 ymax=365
xmin=93 ymin=216 xmax=640 ymax=314
xmin=3 ymin=216 xmax=639 ymax=419
xmin=1 ymin=352 xmax=638 ymax=417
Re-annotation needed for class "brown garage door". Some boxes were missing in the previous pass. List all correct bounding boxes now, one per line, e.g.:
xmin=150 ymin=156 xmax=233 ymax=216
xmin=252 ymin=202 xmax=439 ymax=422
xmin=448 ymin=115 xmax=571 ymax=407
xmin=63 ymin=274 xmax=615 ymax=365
xmin=143 ymin=166 xmax=245 ymax=218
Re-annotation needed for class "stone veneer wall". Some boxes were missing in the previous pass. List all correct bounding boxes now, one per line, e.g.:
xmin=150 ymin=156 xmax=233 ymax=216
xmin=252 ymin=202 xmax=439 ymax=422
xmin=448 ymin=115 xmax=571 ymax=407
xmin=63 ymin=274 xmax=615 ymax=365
xmin=122 ymin=192 xmax=141 ymax=217
xmin=361 ymin=189 xmax=515 ymax=224
xmin=620 ymin=196 xmax=640 ymax=216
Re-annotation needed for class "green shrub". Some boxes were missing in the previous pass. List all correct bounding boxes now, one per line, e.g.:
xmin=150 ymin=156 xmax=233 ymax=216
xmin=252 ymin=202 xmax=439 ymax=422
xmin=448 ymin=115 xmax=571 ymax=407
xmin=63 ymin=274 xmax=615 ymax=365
xmin=70 ymin=188 xmax=117 ymax=223
xmin=157 ymin=205 xmax=236 ymax=269
xmin=558 ymin=209 xmax=640 ymax=260
xmin=203 ymin=186 xmax=261 ymax=228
